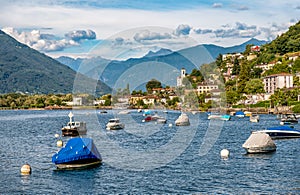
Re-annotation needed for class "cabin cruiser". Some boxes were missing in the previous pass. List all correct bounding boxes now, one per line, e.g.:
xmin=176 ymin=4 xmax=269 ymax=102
xmin=279 ymin=114 xmax=298 ymax=125
xmin=106 ymin=118 xmax=125 ymax=130
xmin=52 ymin=137 xmax=102 ymax=170
xmin=61 ymin=112 xmax=87 ymax=137
xmin=256 ymin=125 xmax=300 ymax=139
xmin=175 ymin=113 xmax=190 ymax=126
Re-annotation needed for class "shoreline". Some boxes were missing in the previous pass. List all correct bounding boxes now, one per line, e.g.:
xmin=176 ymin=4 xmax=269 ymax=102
xmin=0 ymin=106 xmax=296 ymax=115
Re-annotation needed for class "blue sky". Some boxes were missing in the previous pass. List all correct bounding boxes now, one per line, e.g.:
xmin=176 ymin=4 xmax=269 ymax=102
xmin=1 ymin=0 xmax=299 ymax=59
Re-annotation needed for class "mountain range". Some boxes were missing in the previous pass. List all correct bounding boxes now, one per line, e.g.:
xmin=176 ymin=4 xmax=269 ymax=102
xmin=56 ymin=38 xmax=267 ymax=90
xmin=0 ymin=30 xmax=111 ymax=95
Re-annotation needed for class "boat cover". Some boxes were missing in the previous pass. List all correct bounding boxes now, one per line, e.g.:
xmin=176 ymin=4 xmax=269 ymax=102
xmin=235 ymin=111 xmax=245 ymax=115
xmin=242 ymin=132 xmax=276 ymax=148
xmin=267 ymin=126 xmax=294 ymax=130
xmin=52 ymin=138 xmax=102 ymax=164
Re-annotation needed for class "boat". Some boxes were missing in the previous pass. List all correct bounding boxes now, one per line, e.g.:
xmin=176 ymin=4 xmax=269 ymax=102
xmin=207 ymin=114 xmax=231 ymax=121
xmin=143 ymin=110 xmax=152 ymax=116
xmin=61 ymin=112 xmax=87 ymax=137
xmin=106 ymin=118 xmax=125 ymax=130
xmin=118 ymin=110 xmax=131 ymax=114
xmin=100 ymin=110 xmax=107 ymax=114
xmin=144 ymin=115 xmax=155 ymax=122
xmin=242 ymin=131 xmax=276 ymax=154
xmin=144 ymin=114 xmax=167 ymax=123
xmin=156 ymin=118 xmax=167 ymax=124
xmin=244 ymin=111 xmax=252 ymax=117
xmin=235 ymin=111 xmax=245 ymax=118
xmin=250 ymin=114 xmax=260 ymax=123
xmin=256 ymin=125 xmax=300 ymax=139
xmin=52 ymin=137 xmax=102 ymax=170
xmin=175 ymin=113 xmax=190 ymax=126
xmin=279 ymin=114 xmax=298 ymax=125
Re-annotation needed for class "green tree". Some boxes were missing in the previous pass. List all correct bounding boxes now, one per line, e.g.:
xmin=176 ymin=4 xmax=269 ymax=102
xmin=146 ymin=79 xmax=162 ymax=93
xmin=244 ymin=79 xmax=265 ymax=94
xmin=232 ymin=58 xmax=240 ymax=75
xmin=225 ymin=90 xmax=241 ymax=106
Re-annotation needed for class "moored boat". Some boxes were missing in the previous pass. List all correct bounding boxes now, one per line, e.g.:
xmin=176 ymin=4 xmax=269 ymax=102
xmin=244 ymin=111 xmax=252 ymax=117
xmin=52 ymin=137 xmax=102 ymax=170
xmin=242 ymin=131 xmax=276 ymax=154
xmin=250 ymin=114 xmax=260 ymax=123
xmin=256 ymin=125 xmax=300 ymax=139
xmin=175 ymin=113 xmax=190 ymax=126
xmin=208 ymin=114 xmax=231 ymax=121
xmin=235 ymin=111 xmax=245 ymax=118
xmin=61 ymin=112 xmax=87 ymax=137
xmin=106 ymin=118 xmax=125 ymax=130
xmin=279 ymin=114 xmax=298 ymax=125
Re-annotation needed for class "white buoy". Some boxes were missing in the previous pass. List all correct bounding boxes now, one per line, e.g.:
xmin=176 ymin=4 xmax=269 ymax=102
xmin=57 ymin=140 xmax=63 ymax=147
xmin=54 ymin=133 xmax=60 ymax=138
xmin=20 ymin=163 xmax=31 ymax=175
xmin=220 ymin=149 xmax=230 ymax=159
xmin=168 ymin=123 xmax=173 ymax=127
xmin=142 ymin=120 xmax=145 ymax=123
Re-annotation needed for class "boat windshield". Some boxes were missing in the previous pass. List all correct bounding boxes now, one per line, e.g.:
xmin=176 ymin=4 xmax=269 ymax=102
xmin=109 ymin=119 xmax=119 ymax=123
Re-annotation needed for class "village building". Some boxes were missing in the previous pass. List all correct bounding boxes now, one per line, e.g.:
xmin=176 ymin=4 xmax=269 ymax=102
xmin=263 ymin=73 xmax=293 ymax=94
xmin=196 ymin=83 xmax=219 ymax=95
xmin=177 ymin=68 xmax=186 ymax=87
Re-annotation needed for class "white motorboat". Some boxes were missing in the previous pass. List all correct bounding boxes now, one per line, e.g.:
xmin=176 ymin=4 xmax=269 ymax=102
xmin=118 ymin=110 xmax=131 ymax=114
xmin=256 ymin=125 xmax=300 ymax=139
xmin=106 ymin=118 xmax=125 ymax=130
xmin=175 ymin=113 xmax=190 ymax=126
xmin=250 ymin=114 xmax=260 ymax=123
xmin=242 ymin=131 xmax=276 ymax=154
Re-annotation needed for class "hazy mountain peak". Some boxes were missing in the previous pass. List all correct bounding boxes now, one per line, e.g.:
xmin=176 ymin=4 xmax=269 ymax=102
xmin=144 ymin=48 xmax=173 ymax=58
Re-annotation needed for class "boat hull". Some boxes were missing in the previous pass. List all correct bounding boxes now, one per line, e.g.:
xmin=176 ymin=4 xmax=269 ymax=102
xmin=175 ymin=121 xmax=190 ymax=126
xmin=208 ymin=115 xmax=231 ymax=121
xmin=258 ymin=130 xmax=300 ymax=139
xmin=55 ymin=160 xmax=102 ymax=170
xmin=243 ymin=146 xmax=276 ymax=154
xmin=107 ymin=124 xmax=124 ymax=130
xmin=61 ymin=128 xmax=87 ymax=137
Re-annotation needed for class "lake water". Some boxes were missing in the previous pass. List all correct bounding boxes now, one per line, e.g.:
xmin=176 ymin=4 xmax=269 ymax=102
xmin=0 ymin=109 xmax=299 ymax=194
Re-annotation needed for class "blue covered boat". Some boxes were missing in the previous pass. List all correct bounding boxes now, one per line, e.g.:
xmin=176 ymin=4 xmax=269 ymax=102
xmin=52 ymin=138 xmax=102 ymax=170
xmin=235 ymin=111 xmax=245 ymax=118
xmin=256 ymin=125 xmax=300 ymax=139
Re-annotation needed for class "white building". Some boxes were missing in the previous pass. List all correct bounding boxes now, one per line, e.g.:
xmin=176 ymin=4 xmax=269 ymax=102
xmin=177 ymin=68 xmax=186 ymax=87
xmin=263 ymin=73 xmax=293 ymax=94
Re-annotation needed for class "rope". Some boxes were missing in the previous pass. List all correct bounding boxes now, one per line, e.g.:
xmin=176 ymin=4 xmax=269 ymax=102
xmin=30 ymin=164 xmax=55 ymax=170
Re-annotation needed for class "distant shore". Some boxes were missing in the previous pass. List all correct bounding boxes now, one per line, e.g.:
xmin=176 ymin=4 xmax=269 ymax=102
xmin=0 ymin=105 xmax=295 ymax=114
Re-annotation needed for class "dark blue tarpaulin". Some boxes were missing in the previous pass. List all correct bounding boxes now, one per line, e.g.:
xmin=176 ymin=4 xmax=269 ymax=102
xmin=52 ymin=138 xmax=102 ymax=164
xmin=235 ymin=111 xmax=245 ymax=116
xmin=267 ymin=126 xmax=295 ymax=131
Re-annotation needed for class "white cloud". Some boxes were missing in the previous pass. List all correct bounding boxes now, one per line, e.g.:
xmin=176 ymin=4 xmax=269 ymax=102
xmin=174 ymin=24 xmax=192 ymax=36
xmin=1 ymin=27 xmax=96 ymax=52
xmin=134 ymin=30 xmax=172 ymax=42
xmin=212 ymin=3 xmax=222 ymax=8
xmin=65 ymin=29 xmax=96 ymax=41
xmin=0 ymin=1 xmax=299 ymax=59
